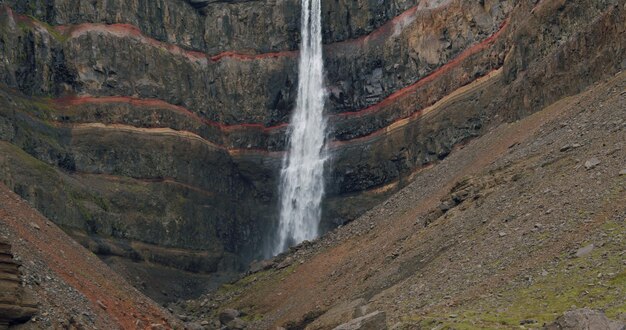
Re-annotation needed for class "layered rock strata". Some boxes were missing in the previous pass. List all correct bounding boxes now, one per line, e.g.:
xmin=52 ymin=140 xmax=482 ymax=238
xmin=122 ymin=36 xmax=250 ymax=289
xmin=0 ymin=0 xmax=624 ymax=299
xmin=0 ymin=241 xmax=37 ymax=328
xmin=6 ymin=0 xmax=466 ymax=54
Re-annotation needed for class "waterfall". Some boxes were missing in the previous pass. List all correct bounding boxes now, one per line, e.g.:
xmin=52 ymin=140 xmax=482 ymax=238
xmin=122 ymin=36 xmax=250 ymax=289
xmin=273 ymin=0 xmax=327 ymax=255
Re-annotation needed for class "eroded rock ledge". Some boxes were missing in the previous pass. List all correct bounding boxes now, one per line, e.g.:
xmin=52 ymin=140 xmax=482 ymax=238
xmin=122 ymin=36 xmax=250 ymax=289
xmin=0 ymin=241 xmax=37 ymax=328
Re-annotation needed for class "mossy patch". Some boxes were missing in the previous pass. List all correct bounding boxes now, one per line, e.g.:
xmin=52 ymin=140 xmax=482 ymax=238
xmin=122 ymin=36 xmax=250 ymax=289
xmin=30 ymin=99 xmax=57 ymax=118
xmin=16 ymin=20 xmax=31 ymax=34
xmin=33 ymin=17 xmax=67 ymax=42
xmin=0 ymin=141 xmax=56 ymax=175
xmin=21 ymin=15 xmax=67 ymax=42
xmin=213 ymin=263 xmax=300 ymax=321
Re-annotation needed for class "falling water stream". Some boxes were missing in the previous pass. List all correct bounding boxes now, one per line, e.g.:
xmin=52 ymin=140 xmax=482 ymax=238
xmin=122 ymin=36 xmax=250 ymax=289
xmin=273 ymin=0 xmax=327 ymax=255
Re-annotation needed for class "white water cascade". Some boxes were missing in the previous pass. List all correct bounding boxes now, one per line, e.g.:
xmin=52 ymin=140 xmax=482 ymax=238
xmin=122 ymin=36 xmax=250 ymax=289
xmin=273 ymin=0 xmax=327 ymax=255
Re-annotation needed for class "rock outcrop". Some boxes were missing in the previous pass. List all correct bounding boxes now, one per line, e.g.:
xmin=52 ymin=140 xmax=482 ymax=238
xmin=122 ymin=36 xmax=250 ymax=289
xmin=0 ymin=241 xmax=37 ymax=328
xmin=0 ymin=0 xmax=624 ymax=300
xmin=333 ymin=311 xmax=387 ymax=330
xmin=545 ymin=309 xmax=626 ymax=330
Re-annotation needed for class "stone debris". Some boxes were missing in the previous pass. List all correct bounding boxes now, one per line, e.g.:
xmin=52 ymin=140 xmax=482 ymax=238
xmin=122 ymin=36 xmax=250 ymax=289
xmin=333 ymin=311 xmax=387 ymax=330
xmin=248 ymin=259 xmax=274 ymax=274
xmin=219 ymin=308 xmax=241 ymax=325
xmin=224 ymin=317 xmax=246 ymax=330
xmin=560 ymin=143 xmax=581 ymax=152
xmin=97 ymin=300 xmax=107 ymax=310
xmin=575 ymin=244 xmax=594 ymax=258
xmin=584 ymin=157 xmax=601 ymax=170
xmin=185 ymin=322 xmax=205 ymax=330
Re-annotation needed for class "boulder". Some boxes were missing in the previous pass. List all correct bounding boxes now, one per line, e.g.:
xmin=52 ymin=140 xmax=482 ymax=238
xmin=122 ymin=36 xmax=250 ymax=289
xmin=333 ymin=311 xmax=387 ymax=330
xmin=545 ymin=309 xmax=625 ymax=330
xmin=584 ymin=157 xmax=601 ymax=170
xmin=249 ymin=259 xmax=275 ymax=274
xmin=219 ymin=308 xmax=241 ymax=325
xmin=225 ymin=317 xmax=247 ymax=330
xmin=575 ymin=244 xmax=594 ymax=258
xmin=185 ymin=322 xmax=205 ymax=330
xmin=307 ymin=298 xmax=366 ymax=329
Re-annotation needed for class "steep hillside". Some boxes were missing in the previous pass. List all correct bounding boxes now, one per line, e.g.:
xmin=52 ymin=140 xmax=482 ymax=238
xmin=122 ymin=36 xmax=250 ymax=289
xmin=0 ymin=182 xmax=182 ymax=329
xmin=177 ymin=68 xmax=626 ymax=330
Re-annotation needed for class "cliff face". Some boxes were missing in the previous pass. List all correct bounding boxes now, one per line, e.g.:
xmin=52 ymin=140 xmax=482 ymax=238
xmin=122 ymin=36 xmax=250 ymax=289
xmin=0 ymin=0 xmax=624 ymax=300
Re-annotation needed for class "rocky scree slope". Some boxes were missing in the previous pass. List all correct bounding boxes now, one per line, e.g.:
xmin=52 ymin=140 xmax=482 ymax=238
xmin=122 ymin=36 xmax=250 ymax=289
xmin=0 ymin=0 xmax=624 ymax=301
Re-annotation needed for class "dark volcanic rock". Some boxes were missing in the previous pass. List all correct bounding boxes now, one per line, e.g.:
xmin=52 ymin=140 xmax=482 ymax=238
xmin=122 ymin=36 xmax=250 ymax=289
xmin=219 ymin=308 xmax=241 ymax=325
xmin=0 ymin=241 xmax=37 ymax=327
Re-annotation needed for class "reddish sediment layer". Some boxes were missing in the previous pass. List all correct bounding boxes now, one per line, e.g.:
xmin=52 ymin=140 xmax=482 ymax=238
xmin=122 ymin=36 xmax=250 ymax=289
xmin=326 ymin=0 xmax=452 ymax=51
xmin=9 ymin=0 xmax=509 ymax=150
xmin=55 ymin=96 xmax=288 ymax=133
xmin=1 ymin=2 xmax=454 ymax=64
xmin=58 ymin=23 xmax=299 ymax=63
xmin=57 ymin=23 xmax=209 ymax=64
xmin=329 ymin=68 xmax=503 ymax=148
xmin=335 ymin=18 xmax=509 ymax=117
xmin=209 ymin=50 xmax=298 ymax=62
xmin=52 ymin=16 xmax=507 ymax=137
xmin=70 ymin=122 xmax=285 ymax=157
xmin=53 ymin=17 xmax=506 ymax=153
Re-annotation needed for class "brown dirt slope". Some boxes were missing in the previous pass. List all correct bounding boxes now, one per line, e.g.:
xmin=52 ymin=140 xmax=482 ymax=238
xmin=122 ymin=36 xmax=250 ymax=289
xmin=179 ymin=69 xmax=626 ymax=329
xmin=0 ymin=183 xmax=182 ymax=329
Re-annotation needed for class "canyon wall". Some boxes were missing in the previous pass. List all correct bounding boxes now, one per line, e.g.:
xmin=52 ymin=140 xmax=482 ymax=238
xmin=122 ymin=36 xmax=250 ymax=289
xmin=0 ymin=0 xmax=623 ymax=299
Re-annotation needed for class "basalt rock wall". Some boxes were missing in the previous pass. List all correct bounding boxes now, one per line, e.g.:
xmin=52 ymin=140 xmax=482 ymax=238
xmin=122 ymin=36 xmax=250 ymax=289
xmin=0 ymin=0 xmax=623 ymax=300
